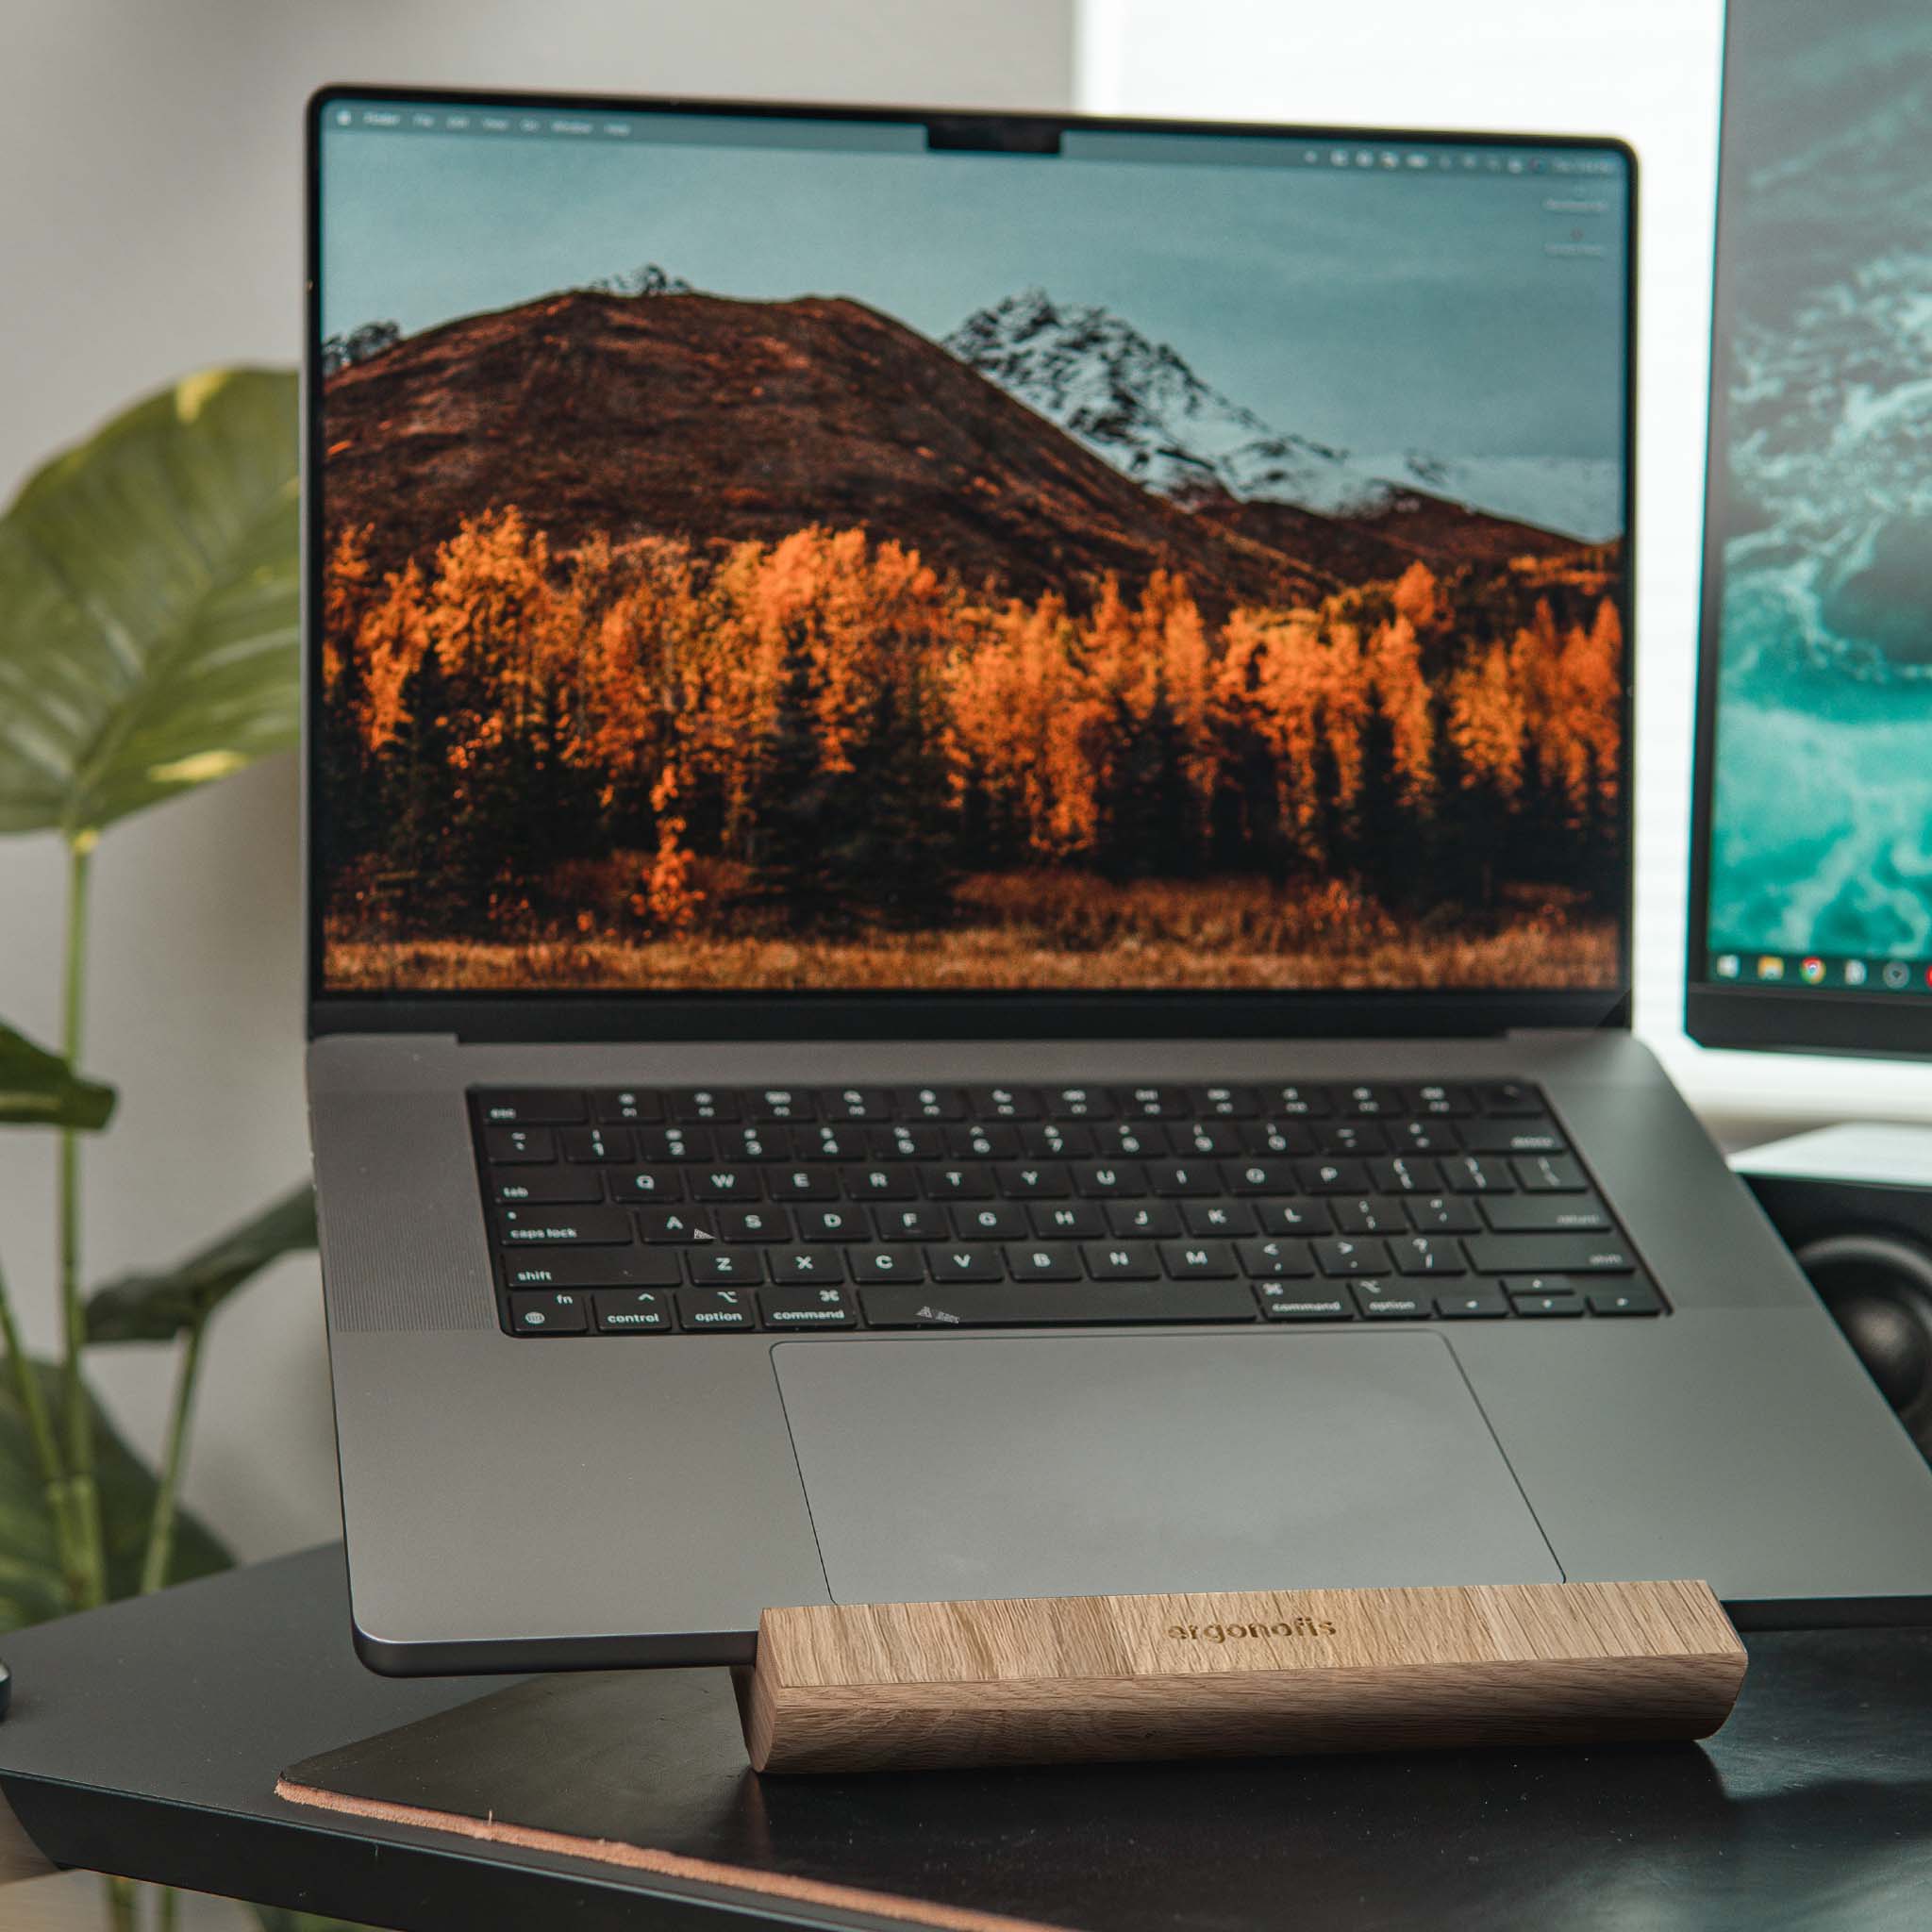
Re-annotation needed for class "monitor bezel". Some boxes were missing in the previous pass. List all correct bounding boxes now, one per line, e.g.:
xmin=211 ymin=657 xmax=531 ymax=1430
xmin=304 ymin=82 xmax=1639 ymax=1045
xmin=1683 ymin=13 xmax=1932 ymax=1059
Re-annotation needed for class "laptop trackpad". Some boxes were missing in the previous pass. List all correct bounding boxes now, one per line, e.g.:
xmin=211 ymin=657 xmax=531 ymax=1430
xmin=774 ymin=1332 xmax=1559 ymax=1605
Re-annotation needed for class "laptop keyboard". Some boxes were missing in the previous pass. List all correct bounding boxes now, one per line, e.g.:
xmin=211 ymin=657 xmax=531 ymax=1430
xmin=470 ymin=1081 xmax=1665 ymax=1338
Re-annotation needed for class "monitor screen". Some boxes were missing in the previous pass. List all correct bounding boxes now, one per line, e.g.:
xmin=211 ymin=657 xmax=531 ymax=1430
xmin=310 ymin=94 xmax=1632 ymax=1000
xmin=1689 ymin=2 xmax=1932 ymax=1053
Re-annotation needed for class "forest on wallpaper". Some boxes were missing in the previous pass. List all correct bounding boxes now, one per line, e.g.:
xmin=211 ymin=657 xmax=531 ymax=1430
xmin=316 ymin=285 xmax=1624 ymax=991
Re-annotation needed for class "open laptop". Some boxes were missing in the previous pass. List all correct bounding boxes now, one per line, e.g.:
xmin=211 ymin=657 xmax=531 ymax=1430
xmin=305 ymin=86 xmax=1932 ymax=1674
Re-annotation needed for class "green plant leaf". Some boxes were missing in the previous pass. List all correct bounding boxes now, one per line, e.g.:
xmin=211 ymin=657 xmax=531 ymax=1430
xmin=0 ymin=1360 xmax=229 ymax=1630
xmin=0 ymin=1017 xmax=115 ymax=1129
xmin=86 ymin=1183 xmax=317 ymax=1344
xmin=0 ymin=366 xmax=299 ymax=841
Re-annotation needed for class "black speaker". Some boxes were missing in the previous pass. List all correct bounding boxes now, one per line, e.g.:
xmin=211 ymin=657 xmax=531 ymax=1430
xmin=1741 ymin=1152 xmax=1932 ymax=1455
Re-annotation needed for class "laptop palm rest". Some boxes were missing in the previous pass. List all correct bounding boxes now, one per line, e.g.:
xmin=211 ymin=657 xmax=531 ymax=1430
xmin=774 ymin=1332 xmax=1560 ymax=1607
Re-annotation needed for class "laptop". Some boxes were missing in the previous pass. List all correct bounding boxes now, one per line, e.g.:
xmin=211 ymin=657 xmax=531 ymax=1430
xmin=305 ymin=86 xmax=1932 ymax=1674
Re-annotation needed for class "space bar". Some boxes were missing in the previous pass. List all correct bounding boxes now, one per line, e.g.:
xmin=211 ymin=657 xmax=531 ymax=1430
xmin=860 ymin=1283 xmax=1257 ymax=1327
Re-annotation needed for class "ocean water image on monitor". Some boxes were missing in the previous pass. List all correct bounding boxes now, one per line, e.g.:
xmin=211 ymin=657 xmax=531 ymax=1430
xmin=314 ymin=110 xmax=1630 ymax=994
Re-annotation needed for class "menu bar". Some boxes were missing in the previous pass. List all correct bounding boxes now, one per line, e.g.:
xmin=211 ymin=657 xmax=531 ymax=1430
xmin=1711 ymin=951 xmax=1932 ymax=995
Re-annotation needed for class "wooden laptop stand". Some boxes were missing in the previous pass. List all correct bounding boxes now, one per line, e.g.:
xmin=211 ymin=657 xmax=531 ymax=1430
xmin=735 ymin=1579 xmax=1746 ymax=1773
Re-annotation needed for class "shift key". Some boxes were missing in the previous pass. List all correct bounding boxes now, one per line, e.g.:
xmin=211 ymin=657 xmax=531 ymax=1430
xmin=1463 ymin=1234 xmax=1636 ymax=1274
xmin=498 ymin=1206 xmax=635 ymax=1245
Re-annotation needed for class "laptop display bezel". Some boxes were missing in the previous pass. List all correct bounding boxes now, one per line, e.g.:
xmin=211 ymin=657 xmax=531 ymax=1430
xmin=303 ymin=83 xmax=1637 ymax=1044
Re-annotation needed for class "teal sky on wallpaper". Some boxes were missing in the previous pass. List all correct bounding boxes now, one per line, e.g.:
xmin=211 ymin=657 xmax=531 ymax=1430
xmin=1707 ymin=1 xmax=1932 ymax=964
xmin=320 ymin=112 xmax=1626 ymax=465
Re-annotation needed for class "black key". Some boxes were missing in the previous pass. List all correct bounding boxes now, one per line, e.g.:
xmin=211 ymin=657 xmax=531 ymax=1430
xmin=592 ymin=1088 xmax=662 ymax=1124
xmin=690 ymin=1166 xmax=762 ymax=1202
xmin=686 ymin=1248 xmax=763 ymax=1286
xmin=924 ymin=1245 xmax=1005 ymax=1282
xmin=1256 ymin=1200 xmax=1331 ymax=1235
xmin=504 ymin=1248 xmax=679 ymax=1290
xmin=845 ymin=1246 xmax=924 ymax=1283
xmin=609 ymin=1167 xmax=684 ymax=1204
xmin=1467 ymin=1236 xmax=1636 ymax=1275
xmin=1482 ymin=1195 xmax=1611 ymax=1234
xmin=996 ymin=1162 xmax=1071 ymax=1199
xmin=492 ymin=1168 xmax=603 ymax=1205
xmin=1032 ymin=1201 xmax=1108 ymax=1240
xmin=922 ymin=1163 xmax=995 ymax=1201
xmin=862 ymin=1282 xmax=1255 ymax=1327
xmin=498 ymin=1207 xmax=634 ymax=1246
xmin=1148 ymin=1161 xmax=1218 ymax=1198
xmin=507 ymin=1289 xmax=590 ymax=1334
xmin=591 ymin=1290 xmax=675 ymax=1333
xmin=1407 ymin=1083 xmax=1474 ymax=1117
xmin=1082 ymin=1241 xmax=1161 ymax=1280
xmin=1023 ymin=1123 xmax=1092 ymax=1158
xmin=1298 ymin=1158 xmax=1369 ymax=1194
xmin=1511 ymin=1291 xmax=1586 ymax=1318
xmin=768 ymin=1165 xmax=839 ymax=1202
xmin=1107 ymin=1201 xmax=1182 ymax=1238
xmin=1115 ymin=1085 xmax=1186 ymax=1118
xmin=967 ymin=1085 xmax=1041 ymax=1120
xmin=794 ymin=1124 xmax=867 ymax=1161
xmin=894 ymin=1085 xmax=967 ymax=1121
xmin=1239 ymin=1238 xmax=1315 ymax=1279
xmin=1189 ymin=1084 xmax=1259 ymax=1118
xmin=1442 ymin=1154 xmax=1516 ymax=1194
xmin=1407 ymin=1193 xmax=1480 ymax=1234
xmin=1240 ymin=1121 xmax=1317 ymax=1158
xmin=1589 ymin=1281 xmax=1664 ymax=1316
xmin=1169 ymin=1122 xmax=1244 ymax=1158
xmin=1515 ymin=1154 xmax=1589 ymax=1193
xmin=476 ymin=1090 xmax=586 ymax=1125
xmin=1350 ymin=1281 xmax=1433 ymax=1319
xmin=635 ymin=1126 xmax=713 ymax=1162
xmin=1046 ymin=1086 xmax=1112 ymax=1120
xmin=1007 ymin=1242 xmax=1081 ymax=1281
xmin=1371 ymin=1156 xmax=1441 ymax=1194
xmin=796 ymin=1205 xmax=870 ymax=1242
xmin=558 ymin=1126 xmax=633 ymax=1164
xmin=1436 ymin=1285 xmax=1509 ymax=1319
xmin=1095 ymin=1123 xmax=1163 ymax=1158
xmin=1265 ymin=1084 xmax=1331 ymax=1118
xmin=1225 ymin=1158 xmax=1297 ymax=1195
xmin=749 ymin=1088 xmax=814 ymax=1122
xmin=1500 ymin=1273 xmax=1596 ymax=1298
xmin=669 ymin=1088 xmax=739 ymax=1123
xmin=955 ymin=1203 xmax=1031 ymax=1241
xmin=946 ymin=1124 xmax=1020 ymax=1159
xmin=1476 ymin=1081 xmax=1543 ymax=1116
xmin=1460 ymin=1118 xmax=1567 ymax=1156
xmin=759 ymin=1287 xmax=856 ymax=1329
xmin=1388 ymin=1121 xmax=1459 ymax=1155
xmin=878 ymin=1205 xmax=945 ymax=1241
xmin=769 ymin=1249 xmax=843 ymax=1286
xmin=1314 ymin=1236 xmax=1391 ymax=1278
xmin=1315 ymin=1121 xmax=1387 ymax=1157
xmin=1159 ymin=1240 xmax=1236 ymax=1280
xmin=1332 ymin=1195 xmax=1409 ymax=1235
xmin=1074 ymin=1161 xmax=1145 ymax=1198
xmin=877 ymin=1124 xmax=948 ymax=1159
xmin=1391 ymin=1234 xmax=1466 ymax=1276
xmin=1256 ymin=1285 xmax=1352 ymax=1321
xmin=845 ymin=1163 xmax=919 ymax=1201
xmin=716 ymin=1125 xmax=783 ymax=1161
xmin=1183 ymin=1201 xmax=1257 ymax=1238
xmin=677 ymin=1288 xmax=754 ymax=1330
xmin=1339 ymin=1083 xmax=1402 ymax=1117
xmin=635 ymin=1208 xmax=709 ymax=1243
xmin=820 ymin=1086 xmax=892 ymax=1122
xmin=715 ymin=1206 xmax=791 ymax=1242
xmin=483 ymin=1125 xmax=554 ymax=1165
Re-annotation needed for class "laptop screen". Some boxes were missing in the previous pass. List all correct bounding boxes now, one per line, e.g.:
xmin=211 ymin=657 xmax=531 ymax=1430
xmin=310 ymin=94 xmax=1632 ymax=1001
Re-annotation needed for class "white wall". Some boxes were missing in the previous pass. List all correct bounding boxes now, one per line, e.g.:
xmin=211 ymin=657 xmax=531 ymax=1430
xmin=0 ymin=0 xmax=1074 ymax=1566
xmin=1077 ymin=0 xmax=1932 ymax=1137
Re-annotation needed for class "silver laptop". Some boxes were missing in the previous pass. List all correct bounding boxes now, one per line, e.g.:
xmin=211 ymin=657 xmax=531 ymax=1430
xmin=305 ymin=86 xmax=1932 ymax=1674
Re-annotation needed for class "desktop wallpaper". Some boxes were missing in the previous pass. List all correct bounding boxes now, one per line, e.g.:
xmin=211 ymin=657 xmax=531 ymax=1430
xmin=315 ymin=110 xmax=1630 ymax=993
xmin=1705 ymin=2 xmax=1932 ymax=973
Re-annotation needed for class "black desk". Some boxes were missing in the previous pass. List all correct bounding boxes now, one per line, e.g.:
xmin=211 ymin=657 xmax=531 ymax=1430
xmin=1 ymin=1547 xmax=1929 ymax=1931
